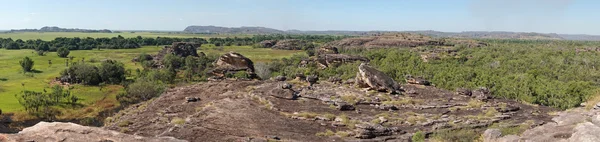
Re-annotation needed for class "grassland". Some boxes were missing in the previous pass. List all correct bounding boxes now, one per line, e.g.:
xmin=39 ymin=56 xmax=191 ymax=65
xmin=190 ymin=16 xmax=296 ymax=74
xmin=0 ymin=32 xmax=252 ymax=41
xmin=0 ymin=45 xmax=303 ymax=114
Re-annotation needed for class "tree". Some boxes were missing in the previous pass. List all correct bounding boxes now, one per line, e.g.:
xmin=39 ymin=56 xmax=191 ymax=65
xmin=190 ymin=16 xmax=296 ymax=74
xmin=5 ymin=42 xmax=19 ymax=49
xmin=19 ymin=57 xmax=34 ymax=72
xmin=36 ymin=43 xmax=50 ymax=51
xmin=57 ymin=47 xmax=70 ymax=58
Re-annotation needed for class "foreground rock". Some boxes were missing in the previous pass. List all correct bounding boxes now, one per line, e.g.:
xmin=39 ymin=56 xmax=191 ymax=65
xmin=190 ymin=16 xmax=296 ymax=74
xmin=2 ymin=122 xmax=184 ymax=142
xmin=210 ymin=52 xmax=258 ymax=78
xmin=356 ymin=63 xmax=401 ymax=93
xmin=103 ymin=80 xmax=554 ymax=141
xmin=489 ymin=108 xmax=600 ymax=142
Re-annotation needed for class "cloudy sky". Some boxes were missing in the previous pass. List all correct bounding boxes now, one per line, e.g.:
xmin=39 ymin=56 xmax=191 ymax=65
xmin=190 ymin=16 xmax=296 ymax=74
xmin=0 ymin=0 xmax=598 ymax=34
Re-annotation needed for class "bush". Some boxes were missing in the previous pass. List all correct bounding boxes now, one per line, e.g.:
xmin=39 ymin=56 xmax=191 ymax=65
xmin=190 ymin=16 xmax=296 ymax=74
xmin=162 ymin=54 xmax=183 ymax=69
xmin=117 ymin=78 xmax=166 ymax=106
xmin=98 ymin=60 xmax=126 ymax=84
xmin=19 ymin=57 xmax=34 ymax=72
xmin=254 ymin=62 xmax=271 ymax=80
xmin=37 ymin=50 xmax=45 ymax=56
xmin=57 ymin=47 xmax=70 ymax=58
xmin=61 ymin=63 xmax=101 ymax=85
xmin=412 ymin=131 xmax=425 ymax=142
xmin=15 ymin=85 xmax=76 ymax=118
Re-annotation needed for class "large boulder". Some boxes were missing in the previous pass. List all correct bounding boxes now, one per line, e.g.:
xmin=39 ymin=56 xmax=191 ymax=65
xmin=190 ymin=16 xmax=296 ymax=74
xmin=317 ymin=54 xmax=369 ymax=68
xmin=168 ymin=42 xmax=202 ymax=57
xmin=211 ymin=52 xmax=257 ymax=78
xmin=259 ymin=40 xmax=278 ymax=48
xmin=355 ymin=63 xmax=401 ymax=93
xmin=2 ymin=122 xmax=184 ymax=142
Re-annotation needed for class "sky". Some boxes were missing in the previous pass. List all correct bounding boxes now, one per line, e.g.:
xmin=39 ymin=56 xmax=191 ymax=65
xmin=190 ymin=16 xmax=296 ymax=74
xmin=0 ymin=0 xmax=599 ymax=35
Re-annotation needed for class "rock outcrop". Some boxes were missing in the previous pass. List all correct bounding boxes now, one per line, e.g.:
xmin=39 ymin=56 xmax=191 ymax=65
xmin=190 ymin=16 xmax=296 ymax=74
xmin=356 ymin=63 xmax=401 ymax=93
xmin=102 ymin=77 xmax=554 ymax=142
xmin=2 ymin=122 xmax=184 ymax=142
xmin=210 ymin=52 xmax=257 ymax=78
xmin=316 ymin=54 xmax=369 ymax=68
xmin=259 ymin=40 xmax=278 ymax=48
xmin=318 ymin=46 xmax=339 ymax=54
xmin=271 ymin=39 xmax=309 ymax=50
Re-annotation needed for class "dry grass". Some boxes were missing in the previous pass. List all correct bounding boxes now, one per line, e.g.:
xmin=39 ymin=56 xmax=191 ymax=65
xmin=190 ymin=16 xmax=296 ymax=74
xmin=171 ymin=117 xmax=186 ymax=125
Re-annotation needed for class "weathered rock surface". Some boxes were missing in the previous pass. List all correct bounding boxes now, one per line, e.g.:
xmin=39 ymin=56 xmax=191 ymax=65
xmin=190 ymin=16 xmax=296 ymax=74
xmin=99 ymin=79 xmax=555 ymax=142
xmin=356 ymin=63 xmax=401 ymax=93
xmin=2 ymin=122 xmax=184 ymax=142
xmin=491 ymin=108 xmax=600 ymax=142
xmin=271 ymin=39 xmax=309 ymax=50
xmin=210 ymin=52 xmax=258 ymax=78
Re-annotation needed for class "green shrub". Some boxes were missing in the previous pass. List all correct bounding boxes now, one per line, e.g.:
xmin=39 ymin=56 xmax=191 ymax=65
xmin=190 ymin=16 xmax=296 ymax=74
xmin=98 ymin=60 xmax=126 ymax=84
xmin=57 ymin=47 xmax=70 ymax=58
xmin=412 ymin=131 xmax=425 ymax=142
xmin=117 ymin=78 xmax=166 ymax=106
xmin=19 ymin=57 xmax=34 ymax=72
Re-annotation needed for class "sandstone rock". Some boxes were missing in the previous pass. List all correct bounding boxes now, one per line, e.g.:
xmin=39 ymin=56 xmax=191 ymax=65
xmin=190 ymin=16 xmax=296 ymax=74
xmin=594 ymin=102 xmax=600 ymax=110
xmin=405 ymin=75 xmax=431 ymax=86
xmin=273 ymin=75 xmax=287 ymax=81
xmin=483 ymin=129 xmax=502 ymax=142
xmin=259 ymin=40 xmax=277 ymax=48
xmin=356 ymin=63 xmax=401 ymax=93
xmin=271 ymin=39 xmax=309 ymax=50
xmin=4 ymin=122 xmax=184 ymax=142
xmin=473 ymin=87 xmax=492 ymax=101
xmin=354 ymin=124 xmax=401 ymax=139
xmin=281 ymin=83 xmax=292 ymax=89
xmin=343 ymin=79 xmax=356 ymax=85
xmin=318 ymin=46 xmax=339 ymax=54
xmin=211 ymin=52 xmax=257 ymax=78
xmin=185 ymin=97 xmax=200 ymax=103
xmin=336 ymin=103 xmax=356 ymax=111
xmin=328 ymin=77 xmax=342 ymax=84
xmin=306 ymin=75 xmax=319 ymax=86
xmin=455 ymin=88 xmax=472 ymax=96
xmin=295 ymin=74 xmax=306 ymax=81
xmin=316 ymin=54 xmax=369 ymax=68
xmin=569 ymin=122 xmax=600 ymax=142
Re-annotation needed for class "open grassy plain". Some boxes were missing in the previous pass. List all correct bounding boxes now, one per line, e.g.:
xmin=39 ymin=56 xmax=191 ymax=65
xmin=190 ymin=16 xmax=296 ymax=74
xmin=0 ymin=45 xmax=303 ymax=116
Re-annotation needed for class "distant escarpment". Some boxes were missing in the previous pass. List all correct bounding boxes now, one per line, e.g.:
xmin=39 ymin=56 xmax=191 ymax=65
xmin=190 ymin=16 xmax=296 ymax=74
xmin=184 ymin=25 xmax=284 ymax=34
xmin=9 ymin=26 xmax=112 ymax=33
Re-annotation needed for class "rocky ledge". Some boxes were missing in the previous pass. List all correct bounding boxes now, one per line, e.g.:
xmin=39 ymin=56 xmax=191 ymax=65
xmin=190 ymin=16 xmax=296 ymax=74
xmin=1 ymin=122 xmax=184 ymax=142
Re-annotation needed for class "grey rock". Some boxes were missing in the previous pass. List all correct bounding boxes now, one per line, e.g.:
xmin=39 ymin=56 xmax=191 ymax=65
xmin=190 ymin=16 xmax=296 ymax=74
xmin=483 ymin=129 xmax=502 ymax=142
xmin=355 ymin=63 xmax=401 ymax=94
xmin=273 ymin=75 xmax=287 ymax=81
xmin=4 ymin=122 xmax=185 ymax=142
xmin=568 ymin=122 xmax=600 ymax=142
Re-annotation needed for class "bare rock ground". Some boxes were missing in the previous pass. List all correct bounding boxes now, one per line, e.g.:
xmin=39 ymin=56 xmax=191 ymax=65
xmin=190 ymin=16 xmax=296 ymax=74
xmin=103 ymin=78 xmax=555 ymax=141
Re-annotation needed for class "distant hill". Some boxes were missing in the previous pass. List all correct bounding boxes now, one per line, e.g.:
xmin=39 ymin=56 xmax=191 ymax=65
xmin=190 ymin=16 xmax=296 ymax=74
xmin=184 ymin=25 xmax=600 ymax=41
xmin=183 ymin=26 xmax=284 ymax=34
xmin=8 ymin=26 xmax=112 ymax=33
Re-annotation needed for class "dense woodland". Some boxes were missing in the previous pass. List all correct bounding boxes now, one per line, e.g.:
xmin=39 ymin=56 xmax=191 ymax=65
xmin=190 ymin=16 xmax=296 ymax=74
xmin=0 ymin=34 xmax=348 ymax=51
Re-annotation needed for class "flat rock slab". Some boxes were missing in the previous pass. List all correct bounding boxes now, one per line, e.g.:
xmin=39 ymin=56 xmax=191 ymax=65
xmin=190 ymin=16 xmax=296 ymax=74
xmin=2 ymin=122 xmax=184 ymax=142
